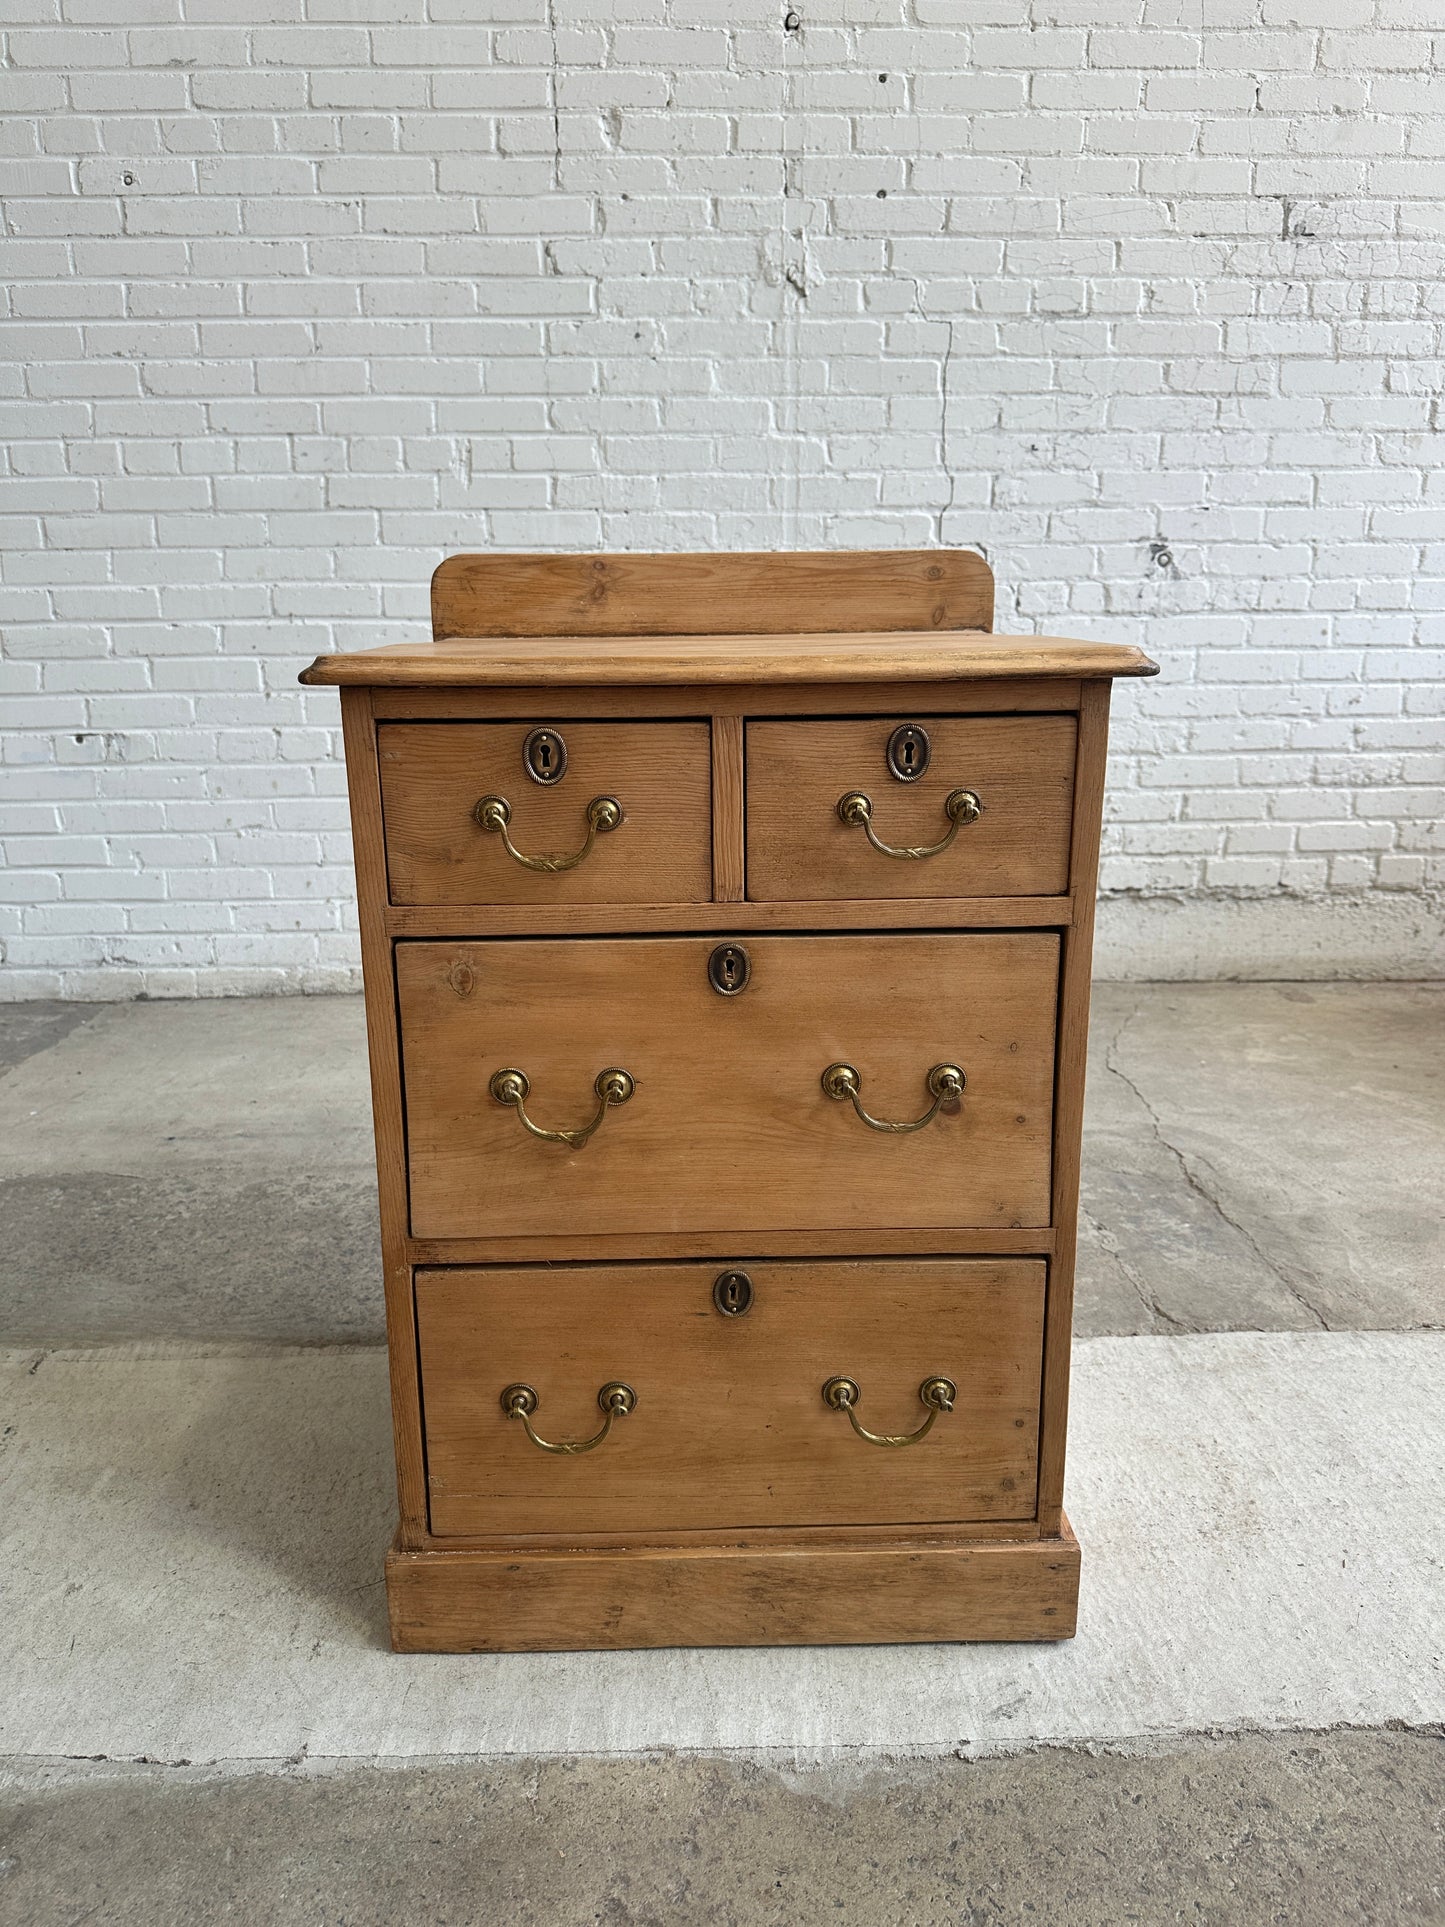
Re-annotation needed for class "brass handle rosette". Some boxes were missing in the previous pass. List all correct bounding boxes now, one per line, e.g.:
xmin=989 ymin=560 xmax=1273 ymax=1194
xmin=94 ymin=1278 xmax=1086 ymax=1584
xmin=821 ymin=1374 xmax=956 ymax=1448
xmin=489 ymin=1066 xmax=634 ymax=1148
xmin=473 ymin=793 xmax=621 ymax=873
xmin=820 ymin=1061 xmax=964 ymax=1134
xmin=500 ymin=1381 xmax=636 ymax=1455
xmin=836 ymin=787 xmax=982 ymax=860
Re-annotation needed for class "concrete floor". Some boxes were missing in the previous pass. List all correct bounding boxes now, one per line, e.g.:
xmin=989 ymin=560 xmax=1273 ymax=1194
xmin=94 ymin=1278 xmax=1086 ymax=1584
xmin=4 ymin=1735 xmax=1441 ymax=1927
xmin=0 ymin=984 xmax=1442 ymax=1924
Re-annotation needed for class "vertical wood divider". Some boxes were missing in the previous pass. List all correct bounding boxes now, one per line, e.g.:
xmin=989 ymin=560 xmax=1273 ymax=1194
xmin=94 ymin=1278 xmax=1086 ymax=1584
xmin=1036 ymin=679 xmax=1112 ymax=1534
xmin=711 ymin=711 xmax=746 ymax=902
xmin=341 ymin=687 xmax=429 ymax=1543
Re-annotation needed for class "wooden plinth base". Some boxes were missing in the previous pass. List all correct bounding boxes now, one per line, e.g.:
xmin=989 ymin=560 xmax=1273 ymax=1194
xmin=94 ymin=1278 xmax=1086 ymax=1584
xmin=385 ymin=1521 xmax=1080 ymax=1653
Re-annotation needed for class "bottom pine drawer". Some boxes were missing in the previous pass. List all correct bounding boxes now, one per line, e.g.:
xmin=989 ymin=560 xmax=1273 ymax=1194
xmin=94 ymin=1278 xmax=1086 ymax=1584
xmin=416 ymin=1258 xmax=1045 ymax=1538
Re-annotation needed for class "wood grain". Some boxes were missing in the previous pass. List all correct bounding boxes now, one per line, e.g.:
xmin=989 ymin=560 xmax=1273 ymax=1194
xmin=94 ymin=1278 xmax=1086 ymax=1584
xmin=403 ymin=1227 xmax=1057 ymax=1265
xmin=405 ymin=1516 xmax=1044 ymax=1554
xmin=370 ymin=678 xmax=1084 ymax=720
xmin=427 ymin=549 xmax=994 ymax=641
xmin=339 ymin=689 xmax=429 ymax=1543
xmin=386 ymin=1517 xmax=1081 ymax=1651
xmin=377 ymin=720 xmax=712 ymax=907
xmin=1037 ymin=680 xmax=1112 ymax=1535
xmin=747 ymin=714 xmax=1076 ymax=902
xmin=417 ymin=1258 xmax=1044 ymax=1538
xmin=303 ymin=630 xmax=1155 ymax=688
xmin=710 ymin=713 xmax=745 ymax=901
xmin=383 ymin=896 xmax=1073 ymax=938
xmin=396 ymin=932 xmax=1059 ymax=1241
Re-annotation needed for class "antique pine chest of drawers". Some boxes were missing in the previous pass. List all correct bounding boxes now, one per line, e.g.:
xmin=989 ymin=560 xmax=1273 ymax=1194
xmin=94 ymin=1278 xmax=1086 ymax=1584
xmin=301 ymin=550 xmax=1155 ymax=1653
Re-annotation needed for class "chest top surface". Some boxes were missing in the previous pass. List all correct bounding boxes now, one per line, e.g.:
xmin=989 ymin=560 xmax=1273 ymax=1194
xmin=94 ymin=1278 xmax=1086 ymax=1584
xmin=301 ymin=628 xmax=1157 ymax=688
xmin=299 ymin=548 xmax=1157 ymax=688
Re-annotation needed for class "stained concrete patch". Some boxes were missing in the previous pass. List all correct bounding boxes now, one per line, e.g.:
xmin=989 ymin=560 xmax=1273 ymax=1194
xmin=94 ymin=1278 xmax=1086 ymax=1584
xmin=1 ymin=1333 xmax=1440 ymax=1762
xmin=3 ymin=1733 xmax=1442 ymax=1927
xmin=0 ymin=1002 xmax=98 ymax=1077
xmin=0 ymin=995 xmax=382 ymax=1343
xmin=0 ymin=995 xmax=375 ymax=1174
xmin=1079 ymin=987 xmax=1325 ymax=1336
xmin=1084 ymin=981 xmax=1445 ymax=1335
xmin=0 ymin=1170 xmax=382 ymax=1344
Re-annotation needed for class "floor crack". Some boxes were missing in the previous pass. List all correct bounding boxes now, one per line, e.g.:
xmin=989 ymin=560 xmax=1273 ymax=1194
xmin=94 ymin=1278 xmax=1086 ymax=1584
xmin=1103 ymin=1003 xmax=1331 ymax=1332
xmin=1080 ymin=1205 xmax=1190 ymax=1333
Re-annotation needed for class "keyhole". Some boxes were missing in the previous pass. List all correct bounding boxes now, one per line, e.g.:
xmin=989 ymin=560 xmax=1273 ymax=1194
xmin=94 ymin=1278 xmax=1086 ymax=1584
xmin=522 ymin=726 xmax=567 ymax=785
xmin=712 ymin=1270 xmax=754 ymax=1317
xmin=707 ymin=942 xmax=751 ymax=996
xmin=886 ymin=722 xmax=931 ymax=783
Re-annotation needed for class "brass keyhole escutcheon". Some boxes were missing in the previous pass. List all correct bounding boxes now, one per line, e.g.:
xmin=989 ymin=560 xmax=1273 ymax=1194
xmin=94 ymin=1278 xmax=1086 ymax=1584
xmin=707 ymin=942 xmax=751 ymax=996
xmin=522 ymin=726 xmax=567 ymax=786
xmin=712 ymin=1269 xmax=754 ymax=1317
xmin=886 ymin=722 xmax=931 ymax=783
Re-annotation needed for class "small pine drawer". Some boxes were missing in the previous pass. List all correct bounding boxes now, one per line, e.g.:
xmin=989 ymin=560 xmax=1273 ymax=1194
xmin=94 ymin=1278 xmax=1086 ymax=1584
xmin=378 ymin=719 xmax=713 ymax=905
xmin=745 ymin=713 xmax=1077 ymax=900
xmin=417 ymin=1258 xmax=1045 ymax=1538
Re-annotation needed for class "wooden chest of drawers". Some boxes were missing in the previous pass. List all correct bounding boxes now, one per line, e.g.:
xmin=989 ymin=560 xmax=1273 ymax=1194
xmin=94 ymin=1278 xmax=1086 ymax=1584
xmin=302 ymin=550 xmax=1155 ymax=1653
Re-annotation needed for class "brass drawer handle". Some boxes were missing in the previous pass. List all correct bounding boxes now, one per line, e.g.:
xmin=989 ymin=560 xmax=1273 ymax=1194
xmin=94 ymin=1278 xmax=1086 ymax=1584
xmin=473 ymin=793 xmax=621 ymax=873
xmin=836 ymin=787 xmax=982 ymax=860
xmin=489 ymin=1066 xmax=634 ymax=1147
xmin=821 ymin=1061 xmax=964 ymax=1133
xmin=501 ymin=1381 xmax=636 ymax=1455
xmin=822 ymin=1374 xmax=956 ymax=1447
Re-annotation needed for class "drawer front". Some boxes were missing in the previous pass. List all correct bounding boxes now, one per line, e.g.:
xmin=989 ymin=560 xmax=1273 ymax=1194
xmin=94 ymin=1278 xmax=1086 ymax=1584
xmin=378 ymin=720 xmax=713 ymax=905
xmin=746 ymin=715 xmax=1076 ymax=900
xmin=417 ymin=1259 xmax=1044 ymax=1536
xmin=399 ymin=932 xmax=1057 ymax=1240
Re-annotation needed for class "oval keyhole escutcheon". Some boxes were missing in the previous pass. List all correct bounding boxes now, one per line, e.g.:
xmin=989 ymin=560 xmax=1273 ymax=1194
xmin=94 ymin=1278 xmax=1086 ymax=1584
xmin=707 ymin=942 xmax=751 ymax=996
xmin=712 ymin=1270 xmax=754 ymax=1317
xmin=886 ymin=722 xmax=931 ymax=783
xmin=522 ymin=726 xmax=567 ymax=786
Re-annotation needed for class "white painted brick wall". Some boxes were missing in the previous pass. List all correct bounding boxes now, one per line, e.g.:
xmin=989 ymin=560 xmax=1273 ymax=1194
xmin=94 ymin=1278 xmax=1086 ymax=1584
xmin=2 ymin=1 xmax=1442 ymax=996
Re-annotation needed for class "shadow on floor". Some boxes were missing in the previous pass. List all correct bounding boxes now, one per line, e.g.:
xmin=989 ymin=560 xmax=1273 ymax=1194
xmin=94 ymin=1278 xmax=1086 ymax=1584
xmin=148 ymin=1348 xmax=398 ymax=1649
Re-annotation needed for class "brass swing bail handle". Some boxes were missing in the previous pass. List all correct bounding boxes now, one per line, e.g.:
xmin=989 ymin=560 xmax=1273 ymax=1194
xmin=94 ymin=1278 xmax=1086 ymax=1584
xmin=822 ymin=1375 xmax=956 ymax=1448
xmin=473 ymin=793 xmax=621 ymax=873
xmin=501 ymin=1381 xmax=636 ymax=1455
xmin=837 ymin=787 xmax=982 ymax=860
xmin=490 ymin=1066 xmax=634 ymax=1147
xmin=821 ymin=1061 xmax=964 ymax=1134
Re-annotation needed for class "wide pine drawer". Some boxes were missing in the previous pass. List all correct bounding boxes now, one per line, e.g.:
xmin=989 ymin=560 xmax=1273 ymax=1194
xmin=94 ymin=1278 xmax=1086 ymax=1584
xmin=397 ymin=932 xmax=1057 ymax=1240
xmin=417 ymin=1259 xmax=1045 ymax=1537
